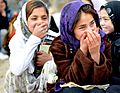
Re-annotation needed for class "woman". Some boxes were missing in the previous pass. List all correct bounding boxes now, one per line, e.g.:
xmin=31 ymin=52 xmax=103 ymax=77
xmin=4 ymin=0 xmax=57 ymax=93
xmin=0 ymin=0 xmax=13 ymax=60
xmin=0 ymin=0 xmax=13 ymax=30
xmin=99 ymin=1 xmax=120 ymax=92
xmin=49 ymin=1 xmax=112 ymax=93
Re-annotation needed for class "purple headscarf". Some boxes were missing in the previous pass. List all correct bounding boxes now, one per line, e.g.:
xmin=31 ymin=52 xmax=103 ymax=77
xmin=60 ymin=0 xmax=105 ymax=52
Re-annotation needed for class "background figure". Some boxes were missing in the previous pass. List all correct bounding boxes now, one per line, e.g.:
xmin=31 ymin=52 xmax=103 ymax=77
xmin=2 ymin=14 xmax=18 ymax=56
xmin=49 ymin=1 xmax=112 ymax=93
xmin=81 ymin=0 xmax=107 ymax=13
xmin=4 ymin=0 xmax=57 ymax=93
xmin=0 ymin=0 xmax=13 ymax=60
xmin=91 ymin=0 xmax=107 ymax=12
xmin=99 ymin=1 xmax=120 ymax=92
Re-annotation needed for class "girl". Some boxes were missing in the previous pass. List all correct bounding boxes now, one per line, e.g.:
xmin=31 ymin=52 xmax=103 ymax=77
xmin=99 ymin=1 xmax=120 ymax=92
xmin=4 ymin=0 xmax=57 ymax=93
xmin=49 ymin=1 xmax=112 ymax=93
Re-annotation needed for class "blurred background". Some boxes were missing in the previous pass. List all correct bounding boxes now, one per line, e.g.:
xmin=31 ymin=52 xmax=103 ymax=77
xmin=0 ymin=0 xmax=119 ymax=93
xmin=6 ymin=0 xmax=113 ymax=15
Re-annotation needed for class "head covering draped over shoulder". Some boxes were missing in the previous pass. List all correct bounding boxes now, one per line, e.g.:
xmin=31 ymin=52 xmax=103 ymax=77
xmin=101 ymin=1 xmax=120 ymax=40
xmin=60 ymin=1 xmax=105 ymax=52
xmin=60 ymin=1 xmax=84 ymax=51
xmin=14 ymin=2 xmax=31 ymax=40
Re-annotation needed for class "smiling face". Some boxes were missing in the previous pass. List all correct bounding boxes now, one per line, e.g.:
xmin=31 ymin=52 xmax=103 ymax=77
xmin=27 ymin=7 xmax=49 ymax=33
xmin=74 ymin=11 xmax=97 ymax=40
xmin=0 ymin=0 xmax=6 ymax=12
xmin=99 ymin=8 xmax=114 ymax=34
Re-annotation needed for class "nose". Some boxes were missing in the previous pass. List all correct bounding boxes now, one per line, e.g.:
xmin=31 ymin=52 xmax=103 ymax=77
xmin=86 ymin=25 xmax=94 ymax=32
xmin=37 ymin=18 xmax=44 ymax=25
xmin=37 ymin=22 xmax=42 ymax=26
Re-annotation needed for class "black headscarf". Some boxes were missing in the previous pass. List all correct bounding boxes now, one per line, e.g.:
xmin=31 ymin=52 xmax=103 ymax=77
xmin=101 ymin=1 xmax=120 ymax=41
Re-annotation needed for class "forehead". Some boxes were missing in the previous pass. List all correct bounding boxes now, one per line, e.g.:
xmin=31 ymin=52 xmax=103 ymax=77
xmin=99 ymin=8 xmax=109 ymax=17
xmin=75 ymin=12 xmax=94 ymax=27
xmin=30 ymin=7 xmax=47 ymax=16
xmin=80 ymin=12 xmax=94 ymax=21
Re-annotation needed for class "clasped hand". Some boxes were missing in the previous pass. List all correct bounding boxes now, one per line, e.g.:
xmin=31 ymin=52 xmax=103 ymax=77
xmin=80 ymin=29 xmax=101 ymax=64
xmin=35 ymin=51 xmax=52 ymax=67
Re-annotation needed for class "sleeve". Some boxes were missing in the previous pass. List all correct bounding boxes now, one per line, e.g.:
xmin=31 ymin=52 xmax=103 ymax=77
xmin=50 ymin=36 xmax=112 ymax=85
xmin=9 ymin=34 xmax=41 ymax=75
xmin=90 ymin=36 xmax=112 ymax=84
xmin=50 ymin=37 xmax=93 ymax=84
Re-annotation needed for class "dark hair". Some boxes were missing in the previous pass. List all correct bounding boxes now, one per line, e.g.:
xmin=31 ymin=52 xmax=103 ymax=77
xmin=72 ymin=4 xmax=101 ymax=31
xmin=26 ymin=0 xmax=49 ymax=20
xmin=82 ymin=0 xmax=94 ymax=6
xmin=3 ymin=0 xmax=8 ymax=11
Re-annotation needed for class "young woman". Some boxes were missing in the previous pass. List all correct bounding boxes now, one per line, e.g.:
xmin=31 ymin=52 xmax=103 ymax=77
xmin=49 ymin=1 xmax=112 ymax=93
xmin=99 ymin=1 xmax=120 ymax=92
xmin=0 ymin=0 xmax=13 ymax=60
xmin=4 ymin=0 xmax=57 ymax=93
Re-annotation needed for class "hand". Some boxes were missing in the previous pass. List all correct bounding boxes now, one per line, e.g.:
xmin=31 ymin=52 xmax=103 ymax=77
xmin=32 ymin=23 xmax=48 ymax=39
xmin=80 ymin=32 xmax=88 ymax=55
xmin=35 ymin=51 xmax=52 ymax=66
xmin=86 ymin=30 xmax=101 ymax=64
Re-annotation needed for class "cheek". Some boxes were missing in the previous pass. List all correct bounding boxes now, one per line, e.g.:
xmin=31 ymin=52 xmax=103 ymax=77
xmin=43 ymin=20 xmax=49 ymax=28
xmin=109 ymin=25 xmax=114 ymax=33
xmin=27 ymin=22 xmax=35 ymax=32
xmin=74 ymin=30 xmax=84 ymax=40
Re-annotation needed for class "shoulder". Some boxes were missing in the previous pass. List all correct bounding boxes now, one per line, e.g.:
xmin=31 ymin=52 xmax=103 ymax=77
xmin=50 ymin=36 xmax=66 ymax=52
xmin=51 ymin=36 xmax=62 ymax=44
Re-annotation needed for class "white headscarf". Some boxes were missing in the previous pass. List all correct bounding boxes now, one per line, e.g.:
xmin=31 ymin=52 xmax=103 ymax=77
xmin=13 ymin=2 xmax=30 ymax=40
xmin=14 ymin=0 xmax=49 ymax=40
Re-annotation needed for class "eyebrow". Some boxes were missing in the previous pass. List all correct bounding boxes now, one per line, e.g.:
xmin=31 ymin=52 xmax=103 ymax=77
xmin=79 ymin=19 xmax=95 ymax=27
xmin=30 ymin=14 xmax=48 ymax=17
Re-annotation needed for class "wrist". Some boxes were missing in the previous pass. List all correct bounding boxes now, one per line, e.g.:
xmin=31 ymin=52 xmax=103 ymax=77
xmin=80 ymin=47 xmax=87 ymax=56
xmin=91 ymin=52 xmax=100 ymax=64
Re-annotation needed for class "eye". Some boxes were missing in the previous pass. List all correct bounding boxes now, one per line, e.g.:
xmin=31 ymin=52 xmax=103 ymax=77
xmin=90 ymin=20 xmax=95 ymax=27
xmin=79 ymin=26 xmax=86 ymax=31
xmin=42 ymin=17 xmax=47 ymax=20
xmin=100 ymin=17 xmax=110 ymax=21
xmin=91 ymin=20 xmax=95 ymax=24
xmin=31 ymin=17 xmax=37 ymax=20
xmin=104 ymin=18 xmax=110 ymax=21
xmin=42 ymin=15 xmax=48 ymax=20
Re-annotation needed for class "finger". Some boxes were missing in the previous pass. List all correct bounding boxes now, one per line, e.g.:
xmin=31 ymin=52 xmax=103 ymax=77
xmin=36 ymin=61 xmax=43 ymax=66
xmin=81 ymin=32 xmax=87 ymax=41
xmin=35 ymin=24 xmax=48 ymax=32
xmin=86 ymin=37 xmax=91 ymax=48
xmin=93 ymin=31 xmax=101 ymax=43
xmin=42 ymin=27 xmax=48 ymax=34
xmin=38 ymin=26 xmax=47 ymax=33
xmin=87 ymin=32 xmax=94 ymax=45
xmin=37 ymin=51 xmax=43 ymax=55
xmin=96 ymin=27 xmax=99 ymax=33
xmin=37 ymin=22 xmax=48 ymax=27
